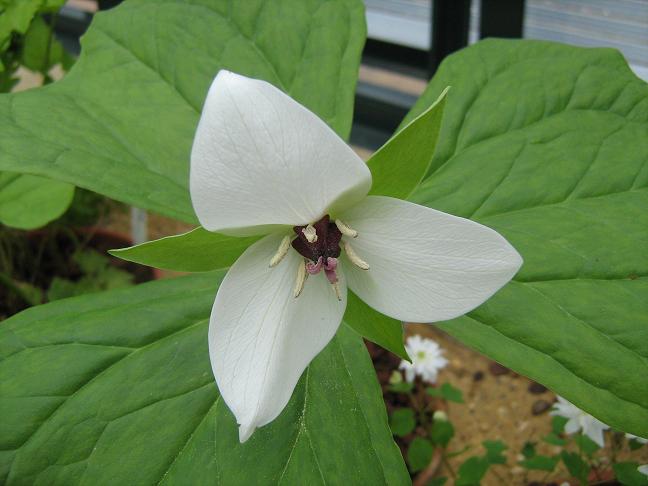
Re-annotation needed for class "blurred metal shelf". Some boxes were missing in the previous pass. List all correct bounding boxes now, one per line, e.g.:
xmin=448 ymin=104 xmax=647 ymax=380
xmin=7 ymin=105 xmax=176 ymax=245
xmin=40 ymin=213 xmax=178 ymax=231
xmin=365 ymin=0 xmax=432 ymax=49
xmin=524 ymin=0 xmax=648 ymax=81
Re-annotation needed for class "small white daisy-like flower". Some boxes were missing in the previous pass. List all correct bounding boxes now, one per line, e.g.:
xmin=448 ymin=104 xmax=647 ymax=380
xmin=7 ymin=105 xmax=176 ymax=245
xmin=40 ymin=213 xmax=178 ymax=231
xmin=399 ymin=335 xmax=448 ymax=384
xmin=626 ymin=433 xmax=648 ymax=444
xmin=550 ymin=396 xmax=610 ymax=447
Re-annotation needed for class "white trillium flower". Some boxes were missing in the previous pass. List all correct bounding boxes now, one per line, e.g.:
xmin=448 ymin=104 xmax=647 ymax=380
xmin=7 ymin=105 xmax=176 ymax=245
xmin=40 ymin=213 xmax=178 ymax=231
xmin=550 ymin=396 xmax=610 ymax=447
xmin=626 ymin=433 xmax=648 ymax=444
xmin=399 ymin=335 xmax=448 ymax=384
xmin=190 ymin=70 xmax=523 ymax=443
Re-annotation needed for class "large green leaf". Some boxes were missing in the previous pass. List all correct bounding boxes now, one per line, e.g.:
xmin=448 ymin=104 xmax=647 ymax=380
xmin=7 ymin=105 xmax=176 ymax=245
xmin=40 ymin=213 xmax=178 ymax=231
xmin=0 ymin=0 xmax=366 ymax=223
xmin=0 ymin=273 xmax=409 ymax=485
xmin=0 ymin=171 xmax=73 ymax=229
xmin=403 ymin=39 xmax=648 ymax=436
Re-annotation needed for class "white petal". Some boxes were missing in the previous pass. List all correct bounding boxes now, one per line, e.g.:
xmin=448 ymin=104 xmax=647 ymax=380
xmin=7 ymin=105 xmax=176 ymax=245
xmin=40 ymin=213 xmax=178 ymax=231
xmin=340 ymin=196 xmax=522 ymax=322
xmin=190 ymin=71 xmax=371 ymax=235
xmin=581 ymin=416 xmax=609 ymax=448
xmin=208 ymin=234 xmax=347 ymax=441
xmin=586 ymin=424 xmax=606 ymax=448
xmin=404 ymin=367 xmax=415 ymax=383
xmin=564 ymin=418 xmax=581 ymax=435
xmin=626 ymin=433 xmax=648 ymax=444
xmin=551 ymin=397 xmax=581 ymax=421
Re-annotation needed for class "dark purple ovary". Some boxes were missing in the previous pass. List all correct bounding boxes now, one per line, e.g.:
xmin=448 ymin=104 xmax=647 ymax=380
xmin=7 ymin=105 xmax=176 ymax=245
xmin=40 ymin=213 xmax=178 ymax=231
xmin=291 ymin=215 xmax=342 ymax=263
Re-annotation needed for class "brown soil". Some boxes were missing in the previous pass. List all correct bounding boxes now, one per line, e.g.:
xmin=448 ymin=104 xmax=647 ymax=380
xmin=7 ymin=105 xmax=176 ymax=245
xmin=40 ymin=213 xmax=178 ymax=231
xmin=397 ymin=324 xmax=648 ymax=485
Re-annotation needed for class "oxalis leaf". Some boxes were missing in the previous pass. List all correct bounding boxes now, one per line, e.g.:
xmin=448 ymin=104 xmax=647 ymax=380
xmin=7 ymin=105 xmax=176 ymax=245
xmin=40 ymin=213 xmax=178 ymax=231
xmin=403 ymin=39 xmax=648 ymax=436
xmin=0 ymin=273 xmax=409 ymax=485
xmin=0 ymin=0 xmax=366 ymax=223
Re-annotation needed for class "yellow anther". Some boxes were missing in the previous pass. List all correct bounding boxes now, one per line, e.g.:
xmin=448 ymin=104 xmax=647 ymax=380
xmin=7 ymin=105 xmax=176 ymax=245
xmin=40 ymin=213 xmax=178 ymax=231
xmin=331 ymin=281 xmax=342 ymax=301
xmin=302 ymin=224 xmax=318 ymax=243
xmin=293 ymin=261 xmax=307 ymax=298
xmin=342 ymin=240 xmax=369 ymax=270
xmin=335 ymin=219 xmax=358 ymax=238
xmin=269 ymin=235 xmax=291 ymax=267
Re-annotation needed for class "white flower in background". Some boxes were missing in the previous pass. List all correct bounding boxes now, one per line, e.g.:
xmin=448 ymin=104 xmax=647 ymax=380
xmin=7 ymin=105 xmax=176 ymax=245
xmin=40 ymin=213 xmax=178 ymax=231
xmin=399 ymin=335 xmax=448 ymax=383
xmin=638 ymin=465 xmax=648 ymax=477
xmin=550 ymin=396 xmax=609 ymax=447
xmin=191 ymin=70 xmax=523 ymax=442
xmin=433 ymin=410 xmax=448 ymax=422
xmin=626 ymin=433 xmax=648 ymax=444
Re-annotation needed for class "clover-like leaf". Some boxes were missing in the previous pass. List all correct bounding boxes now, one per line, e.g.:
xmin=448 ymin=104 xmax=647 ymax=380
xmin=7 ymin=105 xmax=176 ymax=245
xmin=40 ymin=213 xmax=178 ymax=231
xmin=426 ymin=383 xmax=464 ymax=403
xmin=407 ymin=437 xmax=434 ymax=473
xmin=519 ymin=455 xmax=560 ymax=472
xmin=389 ymin=408 xmax=416 ymax=437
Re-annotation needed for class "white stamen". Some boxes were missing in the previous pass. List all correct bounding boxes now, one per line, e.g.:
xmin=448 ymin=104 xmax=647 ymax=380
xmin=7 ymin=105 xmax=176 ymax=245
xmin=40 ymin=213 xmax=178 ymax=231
xmin=302 ymin=224 xmax=318 ymax=243
xmin=293 ymin=261 xmax=307 ymax=298
xmin=269 ymin=235 xmax=291 ymax=267
xmin=331 ymin=281 xmax=342 ymax=301
xmin=342 ymin=240 xmax=370 ymax=270
xmin=335 ymin=219 xmax=358 ymax=238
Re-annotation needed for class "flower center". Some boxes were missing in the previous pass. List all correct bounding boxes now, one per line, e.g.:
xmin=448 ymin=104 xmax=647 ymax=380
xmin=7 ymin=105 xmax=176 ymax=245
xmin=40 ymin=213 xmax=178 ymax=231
xmin=292 ymin=214 xmax=342 ymax=276
xmin=268 ymin=214 xmax=370 ymax=300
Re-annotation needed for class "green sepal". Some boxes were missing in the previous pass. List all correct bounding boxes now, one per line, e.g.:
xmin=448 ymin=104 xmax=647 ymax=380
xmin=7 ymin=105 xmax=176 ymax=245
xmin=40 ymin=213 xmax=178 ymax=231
xmin=110 ymin=227 xmax=260 ymax=272
xmin=368 ymin=87 xmax=449 ymax=200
